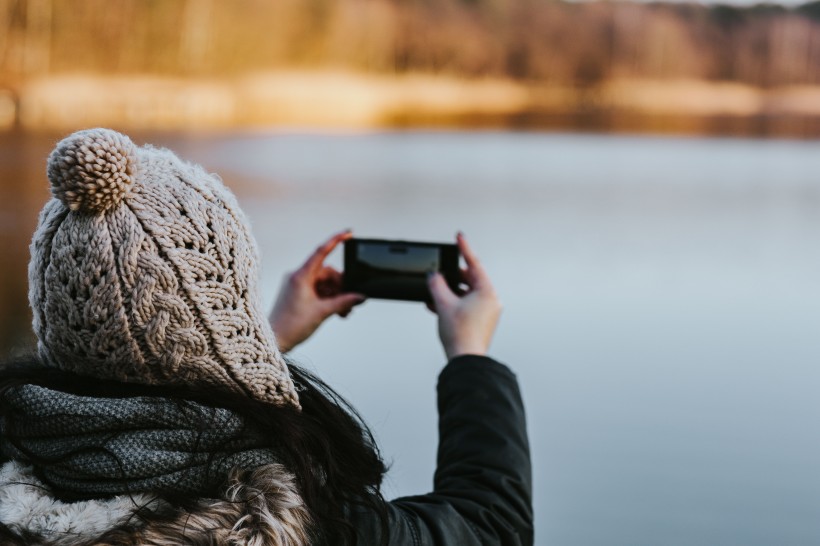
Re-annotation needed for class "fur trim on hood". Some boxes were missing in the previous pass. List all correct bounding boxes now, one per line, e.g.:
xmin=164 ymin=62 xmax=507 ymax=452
xmin=0 ymin=461 xmax=311 ymax=546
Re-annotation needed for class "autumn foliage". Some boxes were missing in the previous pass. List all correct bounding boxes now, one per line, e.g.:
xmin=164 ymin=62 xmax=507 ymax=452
xmin=2 ymin=0 xmax=820 ymax=87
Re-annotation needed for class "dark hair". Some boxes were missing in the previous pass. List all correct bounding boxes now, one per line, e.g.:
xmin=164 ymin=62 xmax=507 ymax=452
xmin=0 ymin=355 xmax=390 ymax=546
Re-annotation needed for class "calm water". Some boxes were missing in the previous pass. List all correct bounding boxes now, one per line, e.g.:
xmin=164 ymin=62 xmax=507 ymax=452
xmin=2 ymin=131 xmax=820 ymax=545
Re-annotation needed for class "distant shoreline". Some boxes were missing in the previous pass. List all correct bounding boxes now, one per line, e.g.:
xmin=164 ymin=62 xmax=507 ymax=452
xmin=3 ymin=71 xmax=820 ymax=138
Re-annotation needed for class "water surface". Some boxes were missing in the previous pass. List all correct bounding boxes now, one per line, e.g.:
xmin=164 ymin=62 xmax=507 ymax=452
xmin=2 ymin=131 xmax=819 ymax=545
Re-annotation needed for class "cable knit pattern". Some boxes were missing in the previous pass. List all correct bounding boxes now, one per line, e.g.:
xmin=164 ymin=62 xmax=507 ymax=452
xmin=29 ymin=129 xmax=299 ymax=407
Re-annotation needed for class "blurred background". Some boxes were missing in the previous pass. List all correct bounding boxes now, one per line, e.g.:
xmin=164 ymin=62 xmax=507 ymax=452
xmin=1 ymin=1 xmax=819 ymax=545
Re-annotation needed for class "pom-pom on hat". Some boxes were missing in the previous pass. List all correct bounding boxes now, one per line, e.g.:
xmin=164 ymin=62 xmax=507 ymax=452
xmin=47 ymin=128 xmax=136 ymax=214
xmin=30 ymin=128 xmax=299 ymax=408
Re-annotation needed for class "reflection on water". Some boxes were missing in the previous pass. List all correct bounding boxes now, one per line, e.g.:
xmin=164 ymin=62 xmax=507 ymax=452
xmin=0 ymin=132 xmax=52 ymax=354
xmin=2 ymin=131 xmax=819 ymax=546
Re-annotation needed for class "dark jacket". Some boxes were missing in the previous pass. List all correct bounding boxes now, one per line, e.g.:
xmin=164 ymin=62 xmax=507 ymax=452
xmin=0 ymin=355 xmax=532 ymax=546
xmin=352 ymin=355 xmax=534 ymax=546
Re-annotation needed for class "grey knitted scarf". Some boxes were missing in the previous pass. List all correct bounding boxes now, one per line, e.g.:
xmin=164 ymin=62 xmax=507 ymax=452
xmin=0 ymin=384 xmax=279 ymax=498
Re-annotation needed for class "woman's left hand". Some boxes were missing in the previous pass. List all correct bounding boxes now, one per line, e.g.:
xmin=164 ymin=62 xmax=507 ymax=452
xmin=269 ymin=230 xmax=365 ymax=353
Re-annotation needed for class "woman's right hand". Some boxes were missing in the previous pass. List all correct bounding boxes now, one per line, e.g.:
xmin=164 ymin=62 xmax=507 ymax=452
xmin=427 ymin=233 xmax=502 ymax=360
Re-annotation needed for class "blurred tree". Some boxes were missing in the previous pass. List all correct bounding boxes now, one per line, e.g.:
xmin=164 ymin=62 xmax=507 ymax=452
xmin=23 ymin=0 xmax=50 ymax=75
xmin=1 ymin=0 xmax=820 ymax=87
xmin=797 ymin=0 xmax=820 ymax=20
xmin=179 ymin=0 xmax=213 ymax=74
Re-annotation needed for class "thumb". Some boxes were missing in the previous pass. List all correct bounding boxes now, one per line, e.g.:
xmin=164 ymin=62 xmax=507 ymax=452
xmin=427 ymin=272 xmax=457 ymax=311
xmin=322 ymin=293 xmax=366 ymax=317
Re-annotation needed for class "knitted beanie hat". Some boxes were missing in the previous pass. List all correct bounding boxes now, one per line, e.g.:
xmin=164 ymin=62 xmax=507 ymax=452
xmin=29 ymin=128 xmax=299 ymax=408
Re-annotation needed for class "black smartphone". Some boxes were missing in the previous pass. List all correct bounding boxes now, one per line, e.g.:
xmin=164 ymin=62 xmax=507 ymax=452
xmin=343 ymin=238 xmax=461 ymax=301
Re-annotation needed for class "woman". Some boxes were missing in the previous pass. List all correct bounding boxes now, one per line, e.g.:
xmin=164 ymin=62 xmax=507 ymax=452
xmin=0 ymin=128 xmax=532 ymax=545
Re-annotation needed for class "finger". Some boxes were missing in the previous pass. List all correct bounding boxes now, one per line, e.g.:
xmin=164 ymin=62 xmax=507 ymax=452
xmin=302 ymin=230 xmax=352 ymax=274
xmin=321 ymin=292 xmax=366 ymax=317
xmin=316 ymin=266 xmax=343 ymax=287
xmin=427 ymin=271 xmax=457 ymax=311
xmin=315 ymin=280 xmax=336 ymax=299
xmin=456 ymin=231 xmax=480 ymax=268
xmin=457 ymin=232 xmax=490 ymax=289
xmin=338 ymin=294 xmax=366 ymax=318
xmin=459 ymin=267 xmax=473 ymax=288
xmin=315 ymin=267 xmax=344 ymax=298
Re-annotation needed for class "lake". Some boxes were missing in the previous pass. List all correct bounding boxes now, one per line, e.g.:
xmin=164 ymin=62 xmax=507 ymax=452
xmin=1 ymin=130 xmax=819 ymax=545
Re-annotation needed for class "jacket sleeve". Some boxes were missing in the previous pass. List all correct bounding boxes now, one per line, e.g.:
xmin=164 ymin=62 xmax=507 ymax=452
xmin=351 ymin=355 xmax=533 ymax=546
